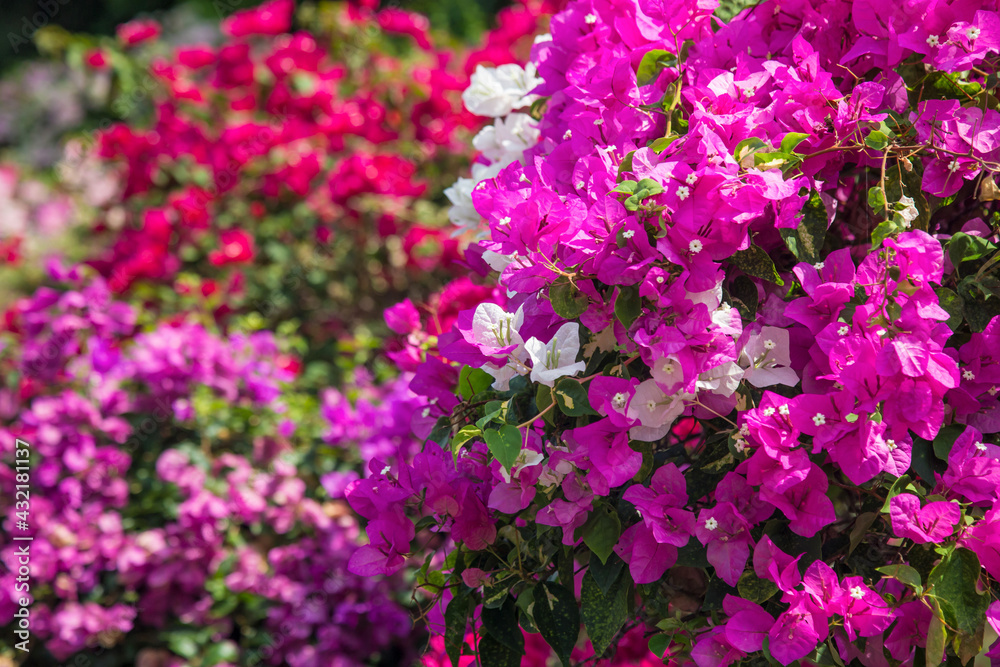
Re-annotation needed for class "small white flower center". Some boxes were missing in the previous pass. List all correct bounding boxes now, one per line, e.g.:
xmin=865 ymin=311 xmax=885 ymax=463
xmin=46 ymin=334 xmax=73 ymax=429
xmin=622 ymin=229 xmax=635 ymax=239
xmin=685 ymin=173 xmax=697 ymax=185
xmin=886 ymin=439 xmax=897 ymax=451
xmin=975 ymin=441 xmax=988 ymax=452
xmin=838 ymin=325 xmax=849 ymax=336
xmin=814 ymin=261 xmax=825 ymax=270
xmin=812 ymin=413 xmax=827 ymax=426
xmin=963 ymin=370 xmax=975 ymax=381
xmin=778 ymin=404 xmax=789 ymax=416
xmin=656 ymin=275 xmax=665 ymax=284
xmin=762 ymin=407 xmax=776 ymax=417
xmin=763 ymin=339 xmax=776 ymax=350
xmin=585 ymin=13 xmax=598 ymax=24
xmin=676 ymin=185 xmax=690 ymax=200
xmin=612 ymin=392 xmax=628 ymax=410
xmin=498 ymin=216 xmax=511 ymax=226
xmin=688 ymin=239 xmax=703 ymax=254
xmin=704 ymin=517 xmax=718 ymax=531
xmin=563 ymin=129 xmax=573 ymax=140
xmin=948 ymin=160 xmax=960 ymax=173
xmin=646 ymin=400 xmax=657 ymax=412
xmin=926 ymin=34 xmax=940 ymax=47
xmin=662 ymin=361 xmax=675 ymax=373
xmin=849 ymin=586 xmax=864 ymax=600
xmin=989 ymin=386 xmax=999 ymax=396
xmin=967 ymin=27 xmax=981 ymax=40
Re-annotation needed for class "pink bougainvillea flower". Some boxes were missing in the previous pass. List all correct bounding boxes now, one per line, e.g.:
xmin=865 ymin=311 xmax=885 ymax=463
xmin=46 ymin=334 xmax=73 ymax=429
xmin=889 ymin=493 xmax=960 ymax=544
xmin=208 ymin=229 xmax=255 ymax=266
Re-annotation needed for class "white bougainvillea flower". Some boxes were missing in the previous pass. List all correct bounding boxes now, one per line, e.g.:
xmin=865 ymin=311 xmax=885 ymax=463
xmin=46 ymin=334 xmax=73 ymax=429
xmin=466 ymin=303 xmax=530 ymax=390
xmin=444 ymin=162 xmax=502 ymax=235
xmin=469 ymin=302 xmax=525 ymax=354
xmin=524 ymin=323 xmax=586 ymax=386
xmin=696 ymin=361 xmax=745 ymax=398
xmin=739 ymin=326 xmax=799 ymax=388
xmin=627 ymin=379 xmax=688 ymax=442
xmin=473 ymin=113 xmax=541 ymax=167
xmin=462 ymin=63 xmax=542 ymax=117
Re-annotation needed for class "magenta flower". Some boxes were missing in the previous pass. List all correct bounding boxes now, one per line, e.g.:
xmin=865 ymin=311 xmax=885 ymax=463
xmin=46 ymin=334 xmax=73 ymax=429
xmin=889 ymin=493 xmax=961 ymax=544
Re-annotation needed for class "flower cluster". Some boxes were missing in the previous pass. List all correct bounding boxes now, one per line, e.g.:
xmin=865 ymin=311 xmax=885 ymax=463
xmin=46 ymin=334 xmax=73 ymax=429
xmin=67 ymin=0 xmax=549 ymax=346
xmin=0 ymin=265 xmax=420 ymax=665
xmin=355 ymin=0 xmax=1000 ymax=664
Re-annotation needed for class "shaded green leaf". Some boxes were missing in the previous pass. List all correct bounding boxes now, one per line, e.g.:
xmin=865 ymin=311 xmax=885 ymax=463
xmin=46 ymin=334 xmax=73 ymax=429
xmin=728 ymin=244 xmax=784 ymax=285
xmin=935 ymin=287 xmax=964 ymax=332
xmin=479 ymin=633 xmax=523 ymax=667
xmin=550 ymin=282 xmax=590 ymax=319
xmin=581 ymin=506 xmax=621 ymax=565
xmin=614 ymin=285 xmax=642 ymax=328
xmin=482 ymin=597 xmax=525 ymax=654
xmin=737 ymin=569 xmax=778 ymax=603
xmin=445 ymin=593 xmax=471 ymax=667
xmin=928 ymin=548 xmax=990 ymax=636
xmin=553 ymin=377 xmax=597 ymax=417
xmin=581 ymin=570 xmax=629 ymax=657
xmin=534 ymin=581 xmax=580 ymax=667
xmin=589 ymin=552 xmax=625 ymax=596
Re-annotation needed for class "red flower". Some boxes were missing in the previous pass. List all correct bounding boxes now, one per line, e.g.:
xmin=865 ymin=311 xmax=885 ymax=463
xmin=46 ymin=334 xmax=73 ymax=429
xmin=85 ymin=49 xmax=110 ymax=69
xmin=116 ymin=19 xmax=161 ymax=46
xmin=222 ymin=0 xmax=294 ymax=37
xmin=209 ymin=229 xmax=255 ymax=266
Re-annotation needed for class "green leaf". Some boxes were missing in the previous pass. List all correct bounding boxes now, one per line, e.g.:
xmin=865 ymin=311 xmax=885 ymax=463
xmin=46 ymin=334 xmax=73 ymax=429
xmin=780 ymin=132 xmax=810 ymax=154
xmin=611 ymin=180 xmax=639 ymax=195
xmin=614 ymin=285 xmax=642 ymax=329
xmin=459 ymin=366 xmax=494 ymax=400
xmin=881 ymin=474 xmax=917 ymax=513
xmin=476 ymin=401 xmax=504 ymax=430
xmin=728 ymin=244 xmax=784 ymax=285
xmin=926 ymin=599 xmax=947 ymax=667
xmin=871 ymin=219 xmax=899 ymax=248
xmin=928 ymin=548 xmax=990 ymax=636
xmin=534 ymin=581 xmax=580 ymax=667
xmin=445 ymin=592 xmax=471 ymax=667
xmin=734 ymin=137 xmax=767 ymax=163
xmin=865 ymin=130 xmax=890 ymax=151
xmin=483 ymin=576 xmax=515 ymax=609
xmin=451 ymin=426 xmax=481 ymax=460
xmin=868 ymin=186 xmax=886 ymax=211
xmin=877 ymin=564 xmax=923 ymax=592
xmin=553 ymin=377 xmax=597 ymax=417
xmin=737 ymin=568 xmax=779 ymax=603
xmin=948 ymin=232 xmax=996 ymax=270
xmin=581 ymin=570 xmax=629 ymax=657
xmin=203 ymin=641 xmax=239 ymax=667
xmin=648 ymin=136 xmax=678 ymax=153
xmin=931 ymin=425 xmax=964 ymax=461
xmin=753 ymin=150 xmax=794 ymax=170
xmin=482 ymin=597 xmax=525 ymax=654
xmin=166 ymin=633 xmax=200 ymax=660
xmin=479 ymin=633 xmax=524 ymax=667
xmin=589 ymin=553 xmax=625 ymax=596
xmin=581 ymin=505 xmax=622 ymax=565
xmin=550 ymin=282 xmax=590 ymax=319
xmin=483 ymin=425 xmax=523 ymax=473
xmin=636 ymin=49 xmax=673 ymax=86
xmin=648 ymin=634 xmax=671 ymax=658
xmin=729 ymin=275 xmax=759 ymax=321
xmin=935 ymin=287 xmax=964 ymax=332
